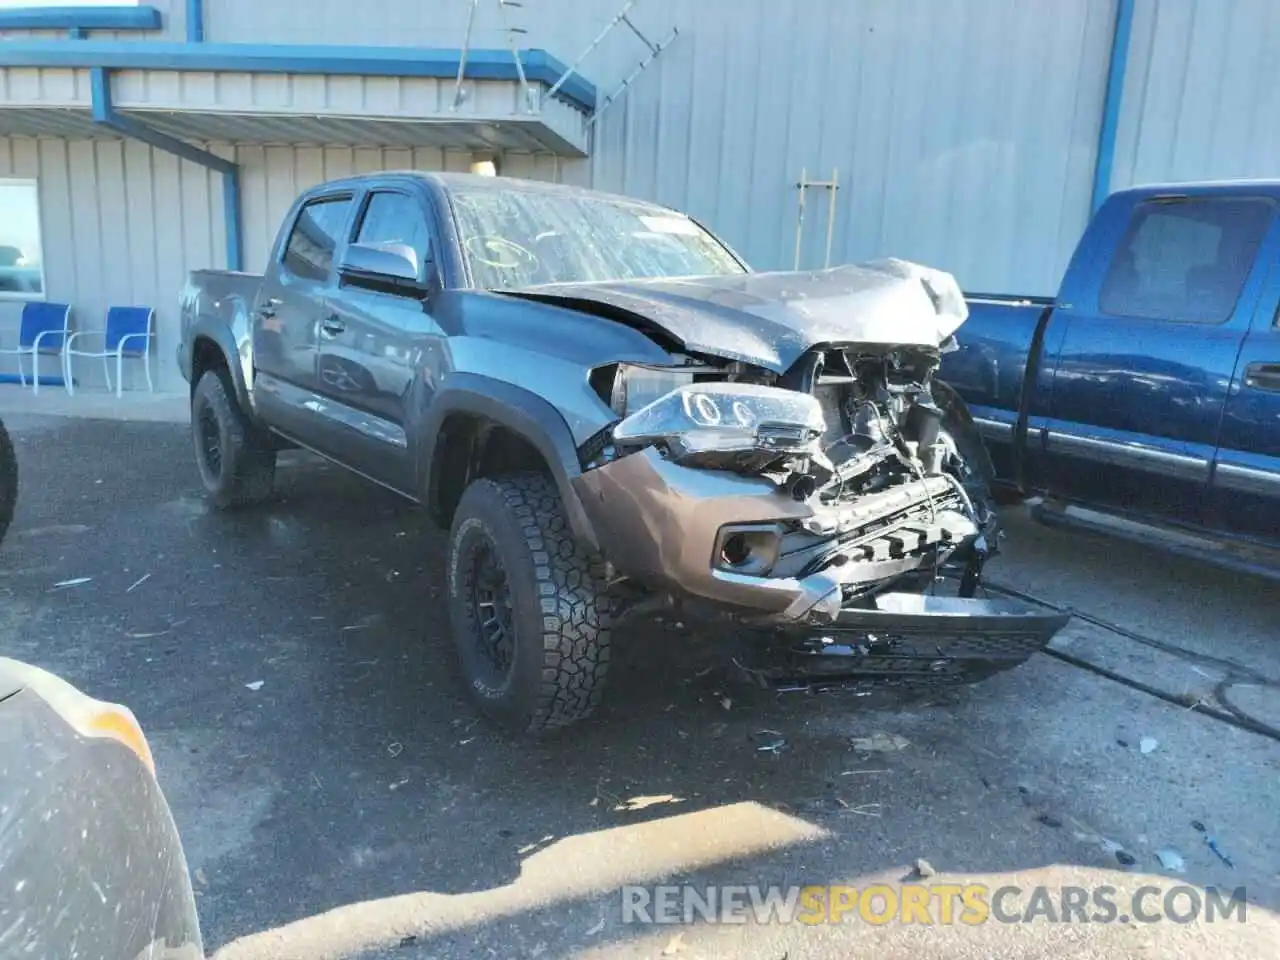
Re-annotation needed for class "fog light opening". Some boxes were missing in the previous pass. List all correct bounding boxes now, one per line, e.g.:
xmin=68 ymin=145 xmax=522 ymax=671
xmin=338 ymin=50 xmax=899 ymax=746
xmin=720 ymin=533 xmax=752 ymax=567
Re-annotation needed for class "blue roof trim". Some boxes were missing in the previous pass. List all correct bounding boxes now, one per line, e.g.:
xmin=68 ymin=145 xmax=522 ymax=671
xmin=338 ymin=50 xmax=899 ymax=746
xmin=0 ymin=6 xmax=163 ymax=31
xmin=0 ymin=39 xmax=597 ymax=112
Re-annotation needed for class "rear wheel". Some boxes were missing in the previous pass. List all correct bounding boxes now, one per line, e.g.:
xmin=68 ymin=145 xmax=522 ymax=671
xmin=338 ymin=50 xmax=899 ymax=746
xmin=191 ymin=369 xmax=276 ymax=509
xmin=0 ymin=417 xmax=16 ymax=546
xmin=447 ymin=473 xmax=612 ymax=735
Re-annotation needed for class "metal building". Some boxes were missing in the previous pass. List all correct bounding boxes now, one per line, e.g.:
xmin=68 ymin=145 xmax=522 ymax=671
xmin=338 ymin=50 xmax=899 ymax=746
xmin=0 ymin=0 xmax=1274 ymax=391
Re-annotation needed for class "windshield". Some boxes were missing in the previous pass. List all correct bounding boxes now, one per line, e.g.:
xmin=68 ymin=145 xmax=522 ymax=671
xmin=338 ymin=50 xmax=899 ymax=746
xmin=448 ymin=186 xmax=747 ymax=288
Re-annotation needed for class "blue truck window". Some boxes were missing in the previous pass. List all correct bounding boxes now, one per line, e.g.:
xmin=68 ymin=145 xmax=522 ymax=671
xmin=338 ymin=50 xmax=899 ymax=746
xmin=355 ymin=192 xmax=431 ymax=272
xmin=1099 ymin=198 xmax=1273 ymax=324
xmin=283 ymin=196 xmax=352 ymax=282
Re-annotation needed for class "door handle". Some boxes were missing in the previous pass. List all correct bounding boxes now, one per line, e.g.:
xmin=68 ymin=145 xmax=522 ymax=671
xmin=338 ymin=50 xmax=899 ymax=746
xmin=1244 ymin=362 xmax=1280 ymax=392
xmin=258 ymin=297 xmax=282 ymax=319
xmin=320 ymin=316 xmax=346 ymax=337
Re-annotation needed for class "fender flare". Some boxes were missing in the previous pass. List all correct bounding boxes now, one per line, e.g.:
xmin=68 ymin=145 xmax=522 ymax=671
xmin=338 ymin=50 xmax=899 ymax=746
xmin=184 ymin=315 xmax=253 ymax=415
xmin=418 ymin=373 xmax=601 ymax=551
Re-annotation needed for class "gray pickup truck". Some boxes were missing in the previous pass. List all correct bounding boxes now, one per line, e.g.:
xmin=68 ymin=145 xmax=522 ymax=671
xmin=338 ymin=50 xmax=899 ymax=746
xmin=179 ymin=172 xmax=1067 ymax=735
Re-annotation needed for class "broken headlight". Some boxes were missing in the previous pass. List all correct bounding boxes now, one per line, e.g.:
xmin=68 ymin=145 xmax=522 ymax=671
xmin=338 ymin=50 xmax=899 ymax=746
xmin=612 ymin=382 xmax=826 ymax=468
xmin=605 ymin=364 xmax=699 ymax=417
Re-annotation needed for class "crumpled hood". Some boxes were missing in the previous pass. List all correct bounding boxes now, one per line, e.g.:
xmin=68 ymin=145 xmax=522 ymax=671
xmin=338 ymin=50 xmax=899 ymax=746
xmin=511 ymin=258 xmax=968 ymax=373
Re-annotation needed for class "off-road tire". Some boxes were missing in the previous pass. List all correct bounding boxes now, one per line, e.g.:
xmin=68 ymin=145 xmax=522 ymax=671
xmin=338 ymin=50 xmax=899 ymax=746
xmin=447 ymin=472 xmax=612 ymax=735
xmin=191 ymin=369 xmax=276 ymax=509
xmin=0 ymin=417 xmax=16 ymax=546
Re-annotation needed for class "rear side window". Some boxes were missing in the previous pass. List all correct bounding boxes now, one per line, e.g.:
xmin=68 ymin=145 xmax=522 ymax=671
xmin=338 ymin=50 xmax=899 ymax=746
xmin=355 ymin=192 xmax=432 ymax=272
xmin=283 ymin=196 xmax=352 ymax=282
xmin=1099 ymin=198 xmax=1273 ymax=323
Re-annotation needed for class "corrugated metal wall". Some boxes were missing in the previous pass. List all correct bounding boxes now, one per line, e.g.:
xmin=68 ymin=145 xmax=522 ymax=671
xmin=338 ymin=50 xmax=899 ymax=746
xmin=0 ymin=135 xmax=224 ymax=391
xmin=0 ymin=136 xmax=562 ymax=390
xmin=1110 ymin=0 xmax=1280 ymax=190
xmin=581 ymin=0 xmax=1113 ymax=295
xmin=205 ymin=0 xmax=1115 ymax=295
xmin=8 ymin=0 xmax=1279 ymax=395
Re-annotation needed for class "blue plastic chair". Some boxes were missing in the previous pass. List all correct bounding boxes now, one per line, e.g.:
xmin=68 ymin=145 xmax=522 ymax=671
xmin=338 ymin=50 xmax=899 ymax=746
xmin=0 ymin=302 xmax=71 ymax=395
xmin=63 ymin=307 xmax=155 ymax=397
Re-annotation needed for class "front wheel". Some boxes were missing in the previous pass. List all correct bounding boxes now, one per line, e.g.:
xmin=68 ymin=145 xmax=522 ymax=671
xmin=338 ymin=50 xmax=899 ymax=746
xmin=447 ymin=473 xmax=612 ymax=735
xmin=0 ymin=417 xmax=16 ymax=546
xmin=191 ymin=369 xmax=277 ymax=509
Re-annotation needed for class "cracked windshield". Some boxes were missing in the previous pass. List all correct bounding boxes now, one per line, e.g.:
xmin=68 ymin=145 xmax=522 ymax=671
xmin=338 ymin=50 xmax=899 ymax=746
xmin=0 ymin=1 xmax=1275 ymax=959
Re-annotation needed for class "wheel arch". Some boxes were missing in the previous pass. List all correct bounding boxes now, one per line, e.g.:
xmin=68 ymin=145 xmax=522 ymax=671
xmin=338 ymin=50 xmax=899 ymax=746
xmin=418 ymin=374 xmax=601 ymax=551
xmin=188 ymin=327 xmax=250 ymax=415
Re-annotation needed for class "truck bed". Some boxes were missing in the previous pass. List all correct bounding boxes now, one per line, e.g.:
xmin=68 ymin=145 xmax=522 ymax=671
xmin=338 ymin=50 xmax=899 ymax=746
xmin=178 ymin=269 xmax=265 ymax=395
xmin=184 ymin=269 xmax=263 ymax=306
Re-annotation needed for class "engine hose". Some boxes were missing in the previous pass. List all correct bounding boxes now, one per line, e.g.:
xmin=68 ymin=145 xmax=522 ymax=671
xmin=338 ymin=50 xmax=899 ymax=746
xmin=982 ymin=580 xmax=1280 ymax=743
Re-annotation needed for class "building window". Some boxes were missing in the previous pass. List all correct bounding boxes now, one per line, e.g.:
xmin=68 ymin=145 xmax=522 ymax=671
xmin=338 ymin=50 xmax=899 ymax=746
xmin=0 ymin=179 xmax=45 ymax=300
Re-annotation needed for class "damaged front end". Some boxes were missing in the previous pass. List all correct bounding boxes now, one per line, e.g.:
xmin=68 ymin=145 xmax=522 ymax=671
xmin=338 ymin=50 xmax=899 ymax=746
xmin=570 ymin=260 xmax=1068 ymax=684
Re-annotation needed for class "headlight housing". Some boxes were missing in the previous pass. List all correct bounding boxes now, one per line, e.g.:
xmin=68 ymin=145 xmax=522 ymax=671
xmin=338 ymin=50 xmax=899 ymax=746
xmin=612 ymin=382 xmax=826 ymax=468
xmin=603 ymin=364 xmax=700 ymax=417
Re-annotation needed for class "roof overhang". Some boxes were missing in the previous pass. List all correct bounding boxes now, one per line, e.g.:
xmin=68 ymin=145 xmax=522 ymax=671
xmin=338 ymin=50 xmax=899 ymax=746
xmin=0 ymin=41 xmax=595 ymax=155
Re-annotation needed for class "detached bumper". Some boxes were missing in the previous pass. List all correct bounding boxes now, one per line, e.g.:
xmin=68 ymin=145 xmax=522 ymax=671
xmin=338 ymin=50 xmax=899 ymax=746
xmin=573 ymin=447 xmax=980 ymax=623
xmin=750 ymin=593 xmax=1071 ymax=686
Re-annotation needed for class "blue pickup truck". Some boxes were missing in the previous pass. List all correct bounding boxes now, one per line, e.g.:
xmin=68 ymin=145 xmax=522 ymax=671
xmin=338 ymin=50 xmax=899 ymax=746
xmin=944 ymin=181 xmax=1280 ymax=569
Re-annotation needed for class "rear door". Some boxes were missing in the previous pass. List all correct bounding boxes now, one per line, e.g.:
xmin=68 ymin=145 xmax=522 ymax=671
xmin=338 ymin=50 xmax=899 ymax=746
xmin=318 ymin=187 xmax=443 ymax=493
xmin=253 ymin=191 xmax=355 ymax=444
xmin=1038 ymin=194 xmax=1273 ymax=526
xmin=1207 ymin=221 xmax=1280 ymax=545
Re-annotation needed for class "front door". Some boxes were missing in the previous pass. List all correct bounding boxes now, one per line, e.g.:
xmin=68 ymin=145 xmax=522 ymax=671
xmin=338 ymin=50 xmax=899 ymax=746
xmin=1041 ymin=195 xmax=1273 ymax=527
xmin=317 ymin=188 xmax=441 ymax=493
xmin=253 ymin=192 xmax=355 ymax=446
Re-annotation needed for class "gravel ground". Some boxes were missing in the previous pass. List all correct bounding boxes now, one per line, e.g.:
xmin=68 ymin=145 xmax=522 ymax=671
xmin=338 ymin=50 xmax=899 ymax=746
xmin=1 ymin=413 xmax=1277 ymax=959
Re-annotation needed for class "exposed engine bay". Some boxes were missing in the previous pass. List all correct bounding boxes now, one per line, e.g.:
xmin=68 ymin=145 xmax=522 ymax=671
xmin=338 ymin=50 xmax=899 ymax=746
xmin=584 ymin=341 xmax=996 ymax=608
xmin=558 ymin=259 xmax=1064 ymax=688
xmin=569 ymin=259 xmax=993 ymax=609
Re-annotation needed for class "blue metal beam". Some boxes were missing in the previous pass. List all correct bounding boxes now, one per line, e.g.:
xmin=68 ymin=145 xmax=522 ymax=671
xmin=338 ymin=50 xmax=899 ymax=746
xmin=89 ymin=67 xmax=243 ymax=270
xmin=186 ymin=0 xmax=204 ymax=42
xmin=0 ymin=6 xmax=163 ymax=31
xmin=1092 ymin=0 xmax=1136 ymax=212
xmin=222 ymin=167 xmax=243 ymax=274
xmin=0 ymin=39 xmax=597 ymax=112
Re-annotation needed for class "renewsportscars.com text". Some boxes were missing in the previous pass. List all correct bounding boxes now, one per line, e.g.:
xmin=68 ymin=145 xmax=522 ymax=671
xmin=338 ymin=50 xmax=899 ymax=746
xmin=621 ymin=883 xmax=1249 ymax=926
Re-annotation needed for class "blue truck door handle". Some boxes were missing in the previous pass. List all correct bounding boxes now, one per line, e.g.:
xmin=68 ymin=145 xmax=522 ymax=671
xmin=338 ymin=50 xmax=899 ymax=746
xmin=1244 ymin=362 xmax=1280 ymax=392
xmin=321 ymin=315 xmax=345 ymax=337
xmin=258 ymin=297 xmax=281 ymax=319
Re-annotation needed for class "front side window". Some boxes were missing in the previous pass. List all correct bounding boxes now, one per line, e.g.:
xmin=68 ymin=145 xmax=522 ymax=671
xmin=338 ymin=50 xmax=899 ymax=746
xmin=1099 ymin=198 xmax=1273 ymax=323
xmin=0 ymin=179 xmax=45 ymax=299
xmin=283 ymin=196 xmax=352 ymax=283
xmin=355 ymin=192 xmax=432 ymax=274
xmin=448 ymin=186 xmax=746 ymax=289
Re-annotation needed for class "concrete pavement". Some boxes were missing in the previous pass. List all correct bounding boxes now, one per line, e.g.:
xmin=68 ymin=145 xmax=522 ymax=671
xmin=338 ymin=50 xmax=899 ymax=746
xmin=0 ymin=414 xmax=1276 ymax=959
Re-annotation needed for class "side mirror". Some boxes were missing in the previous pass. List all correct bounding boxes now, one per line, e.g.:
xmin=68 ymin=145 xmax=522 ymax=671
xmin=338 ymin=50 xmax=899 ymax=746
xmin=337 ymin=242 xmax=429 ymax=297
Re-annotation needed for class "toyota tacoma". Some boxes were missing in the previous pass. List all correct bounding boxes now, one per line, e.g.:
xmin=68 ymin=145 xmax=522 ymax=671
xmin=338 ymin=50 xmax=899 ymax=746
xmin=179 ymin=172 xmax=1067 ymax=734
